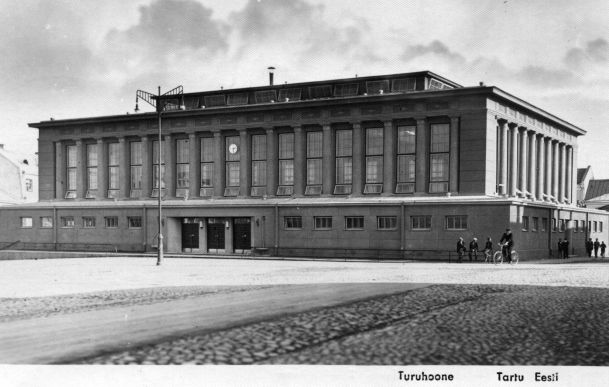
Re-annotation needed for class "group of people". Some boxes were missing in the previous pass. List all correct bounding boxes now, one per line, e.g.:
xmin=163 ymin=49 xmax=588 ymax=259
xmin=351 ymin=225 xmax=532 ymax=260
xmin=456 ymin=228 xmax=514 ymax=263
xmin=556 ymin=238 xmax=570 ymax=259
xmin=585 ymin=238 xmax=606 ymax=258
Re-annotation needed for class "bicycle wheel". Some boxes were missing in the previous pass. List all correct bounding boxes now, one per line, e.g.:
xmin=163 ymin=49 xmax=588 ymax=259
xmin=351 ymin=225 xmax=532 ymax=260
xmin=493 ymin=251 xmax=503 ymax=264
xmin=511 ymin=250 xmax=519 ymax=264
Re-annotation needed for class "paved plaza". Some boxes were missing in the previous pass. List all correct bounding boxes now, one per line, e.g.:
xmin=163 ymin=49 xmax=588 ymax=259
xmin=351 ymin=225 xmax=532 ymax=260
xmin=1 ymin=256 xmax=609 ymax=365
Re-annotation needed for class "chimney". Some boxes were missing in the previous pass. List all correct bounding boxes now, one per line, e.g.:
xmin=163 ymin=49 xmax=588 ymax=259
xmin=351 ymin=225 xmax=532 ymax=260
xmin=479 ymin=81 xmax=485 ymax=86
xmin=268 ymin=66 xmax=276 ymax=86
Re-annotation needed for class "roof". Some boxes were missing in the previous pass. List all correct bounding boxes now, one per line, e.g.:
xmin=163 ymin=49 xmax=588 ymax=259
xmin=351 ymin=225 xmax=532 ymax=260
xmin=577 ymin=166 xmax=591 ymax=184
xmin=585 ymin=179 xmax=609 ymax=200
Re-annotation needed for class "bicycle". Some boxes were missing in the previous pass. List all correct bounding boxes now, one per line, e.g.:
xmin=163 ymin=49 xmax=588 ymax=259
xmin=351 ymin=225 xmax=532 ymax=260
xmin=483 ymin=249 xmax=494 ymax=263
xmin=493 ymin=242 xmax=519 ymax=264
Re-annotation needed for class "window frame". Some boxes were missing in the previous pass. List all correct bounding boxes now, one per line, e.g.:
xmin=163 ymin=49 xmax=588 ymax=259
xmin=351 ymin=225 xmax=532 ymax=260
xmin=130 ymin=141 xmax=143 ymax=190
xmin=60 ymin=216 xmax=75 ymax=228
xmin=314 ymin=216 xmax=333 ymax=230
xmin=200 ymin=137 xmax=214 ymax=188
xmin=377 ymin=216 xmax=397 ymax=230
xmin=176 ymin=138 xmax=190 ymax=189
xmin=40 ymin=216 xmax=53 ymax=228
xmin=306 ymin=131 xmax=323 ymax=186
xmin=365 ymin=127 xmax=384 ymax=184
xmin=82 ymin=216 xmax=96 ymax=228
xmin=345 ymin=216 xmax=365 ymax=230
xmin=428 ymin=123 xmax=450 ymax=193
xmin=445 ymin=215 xmax=468 ymax=230
xmin=335 ymin=129 xmax=353 ymax=185
xmin=397 ymin=125 xmax=416 ymax=184
xmin=411 ymin=215 xmax=432 ymax=230
xmin=278 ymin=132 xmax=295 ymax=187
xmin=20 ymin=217 xmax=33 ymax=228
xmin=104 ymin=216 xmax=119 ymax=229
xmin=128 ymin=216 xmax=142 ymax=229
xmin=283 ymin=216 xmax=303 ymax=230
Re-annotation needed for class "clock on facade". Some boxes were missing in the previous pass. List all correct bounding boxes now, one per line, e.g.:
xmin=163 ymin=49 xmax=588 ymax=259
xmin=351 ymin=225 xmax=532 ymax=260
xmin=229 ymin=143 xmax=238 ymax=154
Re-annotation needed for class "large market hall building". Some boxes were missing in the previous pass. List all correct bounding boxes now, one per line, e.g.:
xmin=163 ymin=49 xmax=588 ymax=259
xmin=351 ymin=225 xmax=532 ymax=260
xmin=3 ymin=70 xmax=607 ymax=259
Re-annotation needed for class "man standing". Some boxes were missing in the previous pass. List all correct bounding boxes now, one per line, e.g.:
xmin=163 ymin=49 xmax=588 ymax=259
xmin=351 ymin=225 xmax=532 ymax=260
xmin=594 ymin=238 xmax=600 ymax=258
xmin=586 ymin=238 xmax=593 ymax=257
xmin=457 ymin=237 xmax=466 ymax=263
xmin=601 ymin=241 xmax=607 ymax=258
xmin=563 ymin=239 xmax=569 ymax=259
xmin=499 ymin=228 xmax=514 ymax=263
xmin=557 ymin=238 xmax=563 ymax=259
xmin=469 ymin=238 xmax=479 ymax=262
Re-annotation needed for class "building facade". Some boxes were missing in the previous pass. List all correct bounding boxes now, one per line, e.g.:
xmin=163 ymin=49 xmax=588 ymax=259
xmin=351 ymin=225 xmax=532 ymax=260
xmin=1 ymin=71 xmax=607 ymax=258
xmin=0 ymin=145 xmax=38 ymax=205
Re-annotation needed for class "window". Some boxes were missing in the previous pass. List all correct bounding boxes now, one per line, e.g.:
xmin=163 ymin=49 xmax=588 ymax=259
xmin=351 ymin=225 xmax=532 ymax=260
xmin=307 ymin=131 xmax=322 ymax=186
xmin=411 ymin=215 xmax=432 ymax=230
xmin=108 ymin=142 xmax=120 ymax=190
xmin=66 ymin=145 xmax=77 ymax=191
xmin=345 ymin=216 xmax=364 ymax=230
xmin=574 ymin=220 xmax=579 ymax=233
xmin=445 ymin=215 xmax=467 ymax=230
xmin=60 ymin=216 xmax=75 ymax=228
xmin=251 ymin=135 xmax=267 ymax=187
xmin=429 ymin=123 xmax=450 ymax=193
xmin=278 ymin=133 xmax=295 ymax=186
xmin=284 ymin=216 xmax=302 ymax=229
xmin=176 ymin=138 xmax=190 ymax=189
xmin=225 ymin=136 xmax=240 ymax=187
xmin=365 ymin=128 xmax=383 ymax=184
xmin=21 ymin=217 xmax=33 ymax=228
xmin=522 ymin=216 xmax=529 ymax=231
xmin=314 ymin=216 xmax=332 ymax=230
xmin=588 ymin=221 xmax=591 ymax=232
xmin=130 ymin=141 xmax=143 ymax=190
xmin=560 ymin=219 xmax=566 ymax=232
xmin=397 ymin=125 xmax=416 ymax=189
xmin=601 ymin=222 xmax=604 ymax=233
xmin=594 ymin=221 xmax=598 ymax=233
xmin=336 ymin=130 xmax=353 ymax=185
xmin=40 ymin=217 xmax=53 ymax=228
xmin=128 ymin=217 xmax=142 ymax=228
xmin=82 ymin=217 xmax=96 ymax=228
xmin=86 ymin=143 xmax=98 ymax=191
xmin=152 ymin=140 xmax=166 ymax=189
xmin=25 ymin=178 xmax=33 ymax=192
xmin=532 ymin=217 xmax=539 ymax=232
xmin=552 ymin=218 xmax=557 ymax=232
xmin=200 ymin=137 xmax=214 ymax=188
xmin=377 ymin=216 xmax=397 ymax=230
xmin=104 ymin=216 xmax=118 ymax=228
xmin=542 ymin=218 xmax=548 ymax=232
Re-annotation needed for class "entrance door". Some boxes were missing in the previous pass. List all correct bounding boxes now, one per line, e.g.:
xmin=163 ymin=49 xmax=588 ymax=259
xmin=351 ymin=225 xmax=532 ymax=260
xmin=207 ymin=218 xmax=225 ymax=250
xmin=233 ymin=217 xmax=251 ymax=250
xmin=182 ymin=223 xmax=199 ymax=249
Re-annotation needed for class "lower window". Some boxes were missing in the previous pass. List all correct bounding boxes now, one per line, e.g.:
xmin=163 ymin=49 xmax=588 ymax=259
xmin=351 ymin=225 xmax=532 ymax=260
xmin=104 ymin=216 xmax=119 ymax=228
xmin=284 ymin=216 xmax=302 ymax=229
xmin=345 ymin=216 xmax=364 ymax=230
xmin=314 ymin=216 xmax=333 ymax=230
xmin=445 ymin=215 xmax=467 ymax=230
xmin=377 ymin=216 xmax=397 ymax=230
xmin=128 ymin=217 xmax=142 ymax=228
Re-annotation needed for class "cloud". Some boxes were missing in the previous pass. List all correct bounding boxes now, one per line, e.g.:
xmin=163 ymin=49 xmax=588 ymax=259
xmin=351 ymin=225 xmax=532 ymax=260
xmin=400 ymin=40 xmax=466 ymax=64
xmin=564 ymin=38 xmax=608 ymax=71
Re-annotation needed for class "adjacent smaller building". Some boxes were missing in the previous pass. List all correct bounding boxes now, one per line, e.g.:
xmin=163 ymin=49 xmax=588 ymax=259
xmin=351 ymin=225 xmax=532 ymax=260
xmin=0 ymin=144 xmax=38 ymax=205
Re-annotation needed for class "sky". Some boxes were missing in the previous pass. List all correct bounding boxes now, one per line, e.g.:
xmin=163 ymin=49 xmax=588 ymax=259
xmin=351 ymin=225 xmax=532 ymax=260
xmin=1 ymin=0 xmax=607 ymax=176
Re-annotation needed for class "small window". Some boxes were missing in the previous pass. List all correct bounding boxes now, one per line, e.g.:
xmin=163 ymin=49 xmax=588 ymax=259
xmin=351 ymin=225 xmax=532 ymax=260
xmin=532 ymin=217 xmax=538 ymax=232
xmin=25 ymin=178 xmax=33 ymax=192
xmin=40 ymin=216 xmax=53 ymax=228
xmin=445 ymin=215 xmax=467 ymax=230
xmin=104 ymin=216 xmax=119 ymax=228
xmin=82 ymin=217 xmax=96 ymax=228
xmin=377 ymin=216 xmax=397 ymax=230
xmin=522 ymin=216 xmax=529 ymax=231
xmin=21 ymin=217 xmax=33 ymax=228
xmin=128 ymin=217 xmax=142 ymax=229
xmin=284 ymin=216 xmax=302 ymax=230
xmin=345 ymin=216 xmax=364 ymax=230
xmin=560 ymin=219 xmax=566 ymax=232
xmin=601 ymin=222 xmax=604 ymax=233
xmin=60 ymin=216 xmax=75 ymax=228
xmin=411 ymin=215 xmax=431 ymax=230
xmin=542 ymin=218 xmax=548 ymax=232
xmin=314 ymin=216 xmax=333 ymax=230
xmin=593 ymin=221 xmax=598 ymax=233
xmin=552 ymin=218 xmax=557 ymax=232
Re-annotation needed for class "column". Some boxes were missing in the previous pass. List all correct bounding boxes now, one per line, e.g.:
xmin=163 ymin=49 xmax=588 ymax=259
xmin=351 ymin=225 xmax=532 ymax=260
xmin=322 ymin=124 xmax=334 ymax=196
xmin=382 ymin=120 xmax=395 ymax=195
xmin=141 ymin=136 xmax=150 ymax=198
xmin=449 ymin=116 xmax=460 ymax=193
xmin=415 ymin=117 xmax=428 ymax=193
xmin=266 ymin=128 xmax=278 ymax=197
xmin=188 ymin=133 xmax=199 ymax=199
xmin=118 ymin=137 xmax=129 ymax=198
xmin=55 ymin=141 xmax=64 ymax=199
xmin=293 ymin=126 xmax=305 ymax=197
xmin=498 ymin=119 xmax=508 ymax=195
xmin=518 ymin=127 xmax=528 ymax=195
xmin=96 ymin=139 xmax=107 ymax=199
xmin=213 ymin=131 xmax=223 ymax=197
xmin=566 ymin=145 xmax=573 ymax=204
xmin=528 ymin=132 xmax=537 ymax=199
xmin=552 ymin=140 xmax=559 ymax=201
xmin=351 ymin=122 xmax=363 ymax=196
xmin=509 ymin=123 xmax=518 ymax=196
xmin=75 ymin=139 xmax=84 ymax=198
xmin=239 ymin=130 xmax=250 ymax=197
xmin=536 ymin=135 xmax=545 ymax=201
xmin=163 ymin=134 xmax=173 ymax=198
xmin=559 ymin=143 xmax=566 ymax=202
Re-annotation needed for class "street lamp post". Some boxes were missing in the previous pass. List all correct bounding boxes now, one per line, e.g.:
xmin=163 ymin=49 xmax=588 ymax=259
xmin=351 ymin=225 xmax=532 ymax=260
xmin=135 ymin=85 xmax=184 ymax=266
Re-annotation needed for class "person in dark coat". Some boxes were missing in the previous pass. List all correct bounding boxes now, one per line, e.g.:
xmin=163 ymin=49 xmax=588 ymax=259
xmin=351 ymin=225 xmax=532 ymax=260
xmin=601 ymin=241 xmax=607 ymax=258
xmin=499 ymin=228 xmax=514 ymax=263
xmin=586 ymin=238 xmax=594 ymax=257
xmin=469 ymin=238 xmax=479 ymax=261
xmin=557 ymin=238 xmax=563 ymax=259
xmin=594 ymin=238 xmax=600 ymax=258
xmin=562 ymin=239 xmax=569 ymax=259
xmin=484 ymin=237 xmax=493 ymax=262
xmin=457 ymin=237 xmax=466 ymax=263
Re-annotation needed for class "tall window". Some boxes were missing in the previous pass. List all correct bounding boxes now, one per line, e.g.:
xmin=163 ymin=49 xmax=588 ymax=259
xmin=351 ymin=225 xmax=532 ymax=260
xmin=336 ymin=129 xmax=353 ymax=185
xmin=86 ymin=144 xmax=98 ymax=191
xmin=66 ymin=145 xmax=77 ymax=192
xmin=200 ymin=137 xmax=214 ymax=188
xmin=307 ymin=131 xmax=322 ymax=186
xmin=365 ymin=127 xmax=383 ymax=184
xmin=429 ymin=123 xmax=450 ymax=193
xmin=251 ymin=134 xmax=267 ymax=187
xmin=130 ymin=141 xmax=143 ymax=190
xmin=176 ymin=138 xmax=190 ymax=189
xmin=278 ymin=133 xmax=294 ymax=186
xmin=108 ymin=143 xmax=120 ymax=190
xmin=225 ymin=136 xmax=240 ymax=187
xmin=397 ymin=125 xmax=416 ymax=191
xmin=152 ymin=140 xmax=165 ymax=189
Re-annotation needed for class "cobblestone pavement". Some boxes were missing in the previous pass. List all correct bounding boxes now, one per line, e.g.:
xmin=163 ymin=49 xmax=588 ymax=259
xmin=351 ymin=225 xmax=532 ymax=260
xmin=77 ymin=284 xmax=609 ymax=365
xmin=0 ymin=285 xmax=270 ymax=322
